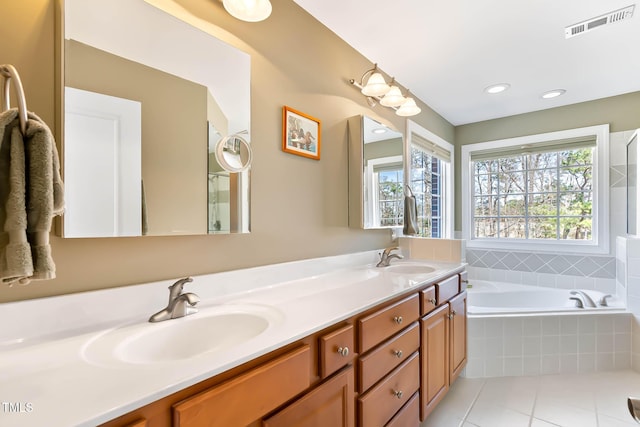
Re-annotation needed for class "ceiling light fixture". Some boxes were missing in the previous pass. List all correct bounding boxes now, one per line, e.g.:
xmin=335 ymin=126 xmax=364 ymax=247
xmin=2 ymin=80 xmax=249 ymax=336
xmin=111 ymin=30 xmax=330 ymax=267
xmin=222 ymin=0 xmax=272 ymax=22
xmin=484 ymin=83 xmax=511 ymax=94
xmin=372 ymin=128 xmax=387 ymax=134
xmin=349 ymin=64 xmax=421 ymax=117
xmin=541 ymin=89 xmax=566 ymax=99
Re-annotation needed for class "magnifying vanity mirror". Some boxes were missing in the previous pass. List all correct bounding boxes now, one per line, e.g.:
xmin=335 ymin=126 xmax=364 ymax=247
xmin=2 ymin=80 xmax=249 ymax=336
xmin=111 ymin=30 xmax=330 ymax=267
xmin=61 ymin=0 xmax=251 ymax=237
xmin=348 ymin=115 xmax=404 ymax=229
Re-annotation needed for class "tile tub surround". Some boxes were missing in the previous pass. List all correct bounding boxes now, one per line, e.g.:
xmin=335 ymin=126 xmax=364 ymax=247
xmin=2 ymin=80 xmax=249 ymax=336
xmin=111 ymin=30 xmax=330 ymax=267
xmin=0 ymin=251 xmax=464 ymax=427
xmin=421 ymin=370 xmax=640 ymax=427
xmin=617 ymin=236 xmax=640 ymax=372
xmin=465 ymin=313 xmax=633 ymax=378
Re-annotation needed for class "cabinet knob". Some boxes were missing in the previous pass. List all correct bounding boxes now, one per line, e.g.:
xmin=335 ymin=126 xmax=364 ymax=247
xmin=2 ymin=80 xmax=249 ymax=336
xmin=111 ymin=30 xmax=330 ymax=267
xmin=448 ymin=310 xmax=456 ymax=319
xmin=393 ymin=349 xmax=403 ymax=358
xmin=393 ymin=316 xmax=403 ymax=325
xmin=392 ymin=390 xmax=403 ymax=399
xmin=337 ymin=347 xmax=350 ymax=357
xmin=428 ymin=298 xmax=436 ymax=305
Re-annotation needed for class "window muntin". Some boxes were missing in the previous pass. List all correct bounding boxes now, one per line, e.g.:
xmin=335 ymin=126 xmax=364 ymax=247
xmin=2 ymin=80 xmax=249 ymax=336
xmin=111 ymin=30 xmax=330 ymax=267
xmin=376 ymin=168 xmax=404 ymax=227
xmin=472 ymin=147 xmax=594 ymax=241
xmin=461 ymin=124 xmax=609 ymax=254
xmin=411 ymin=146 xmax=443 ymax=238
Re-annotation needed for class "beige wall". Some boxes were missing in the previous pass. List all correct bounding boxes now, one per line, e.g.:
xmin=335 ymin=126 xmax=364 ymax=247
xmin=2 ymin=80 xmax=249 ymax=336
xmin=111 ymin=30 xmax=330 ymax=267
xmin=363 ymin=138 xmax=403 ymax=162
xmin=454 ymin=91 xmax=640 ymax=231
xmin=66 ymin=40 xmax=208 ymax=235
xmin=0 ymin=0 xmax=454 ymax=302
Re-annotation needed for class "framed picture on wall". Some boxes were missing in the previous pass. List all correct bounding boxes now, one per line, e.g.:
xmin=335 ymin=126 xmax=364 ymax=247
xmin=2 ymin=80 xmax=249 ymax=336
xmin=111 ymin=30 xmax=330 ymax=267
xmin=282 ymin=106 xmax=321 ymax=160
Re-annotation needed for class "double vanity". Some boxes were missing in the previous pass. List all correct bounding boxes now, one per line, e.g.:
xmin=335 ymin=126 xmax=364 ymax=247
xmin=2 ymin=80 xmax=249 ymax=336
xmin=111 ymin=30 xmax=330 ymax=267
xmin=0 ymin=250 xmax=466 ymax=427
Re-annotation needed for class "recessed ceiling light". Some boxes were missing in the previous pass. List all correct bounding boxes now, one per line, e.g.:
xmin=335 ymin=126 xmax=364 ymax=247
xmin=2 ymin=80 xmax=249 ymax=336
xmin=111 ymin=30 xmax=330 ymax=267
xmin=484 ymin=83 xmax=510 ymax=94
xmin=372 ymin=128 xmax=387 ymax=134
xmin=541 ymin=89 xmax=566 ymax=99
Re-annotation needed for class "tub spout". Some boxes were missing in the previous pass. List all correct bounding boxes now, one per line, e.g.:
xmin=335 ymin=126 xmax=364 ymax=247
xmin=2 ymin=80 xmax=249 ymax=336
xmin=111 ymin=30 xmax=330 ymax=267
xmin=569 ymin=290 xmax=596 ymax=308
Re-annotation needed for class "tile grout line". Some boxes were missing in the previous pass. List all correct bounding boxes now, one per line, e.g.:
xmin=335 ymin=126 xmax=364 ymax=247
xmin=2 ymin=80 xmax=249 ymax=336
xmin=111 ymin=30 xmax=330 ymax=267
xmin=459 ymin=378 xmax=488 ymax=426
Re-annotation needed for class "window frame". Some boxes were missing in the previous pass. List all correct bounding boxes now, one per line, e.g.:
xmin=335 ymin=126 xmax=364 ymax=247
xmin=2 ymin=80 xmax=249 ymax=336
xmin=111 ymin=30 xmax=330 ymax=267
xmin=406 ymin=120 xmax=454 ymax=239
xmin=461 ymin=124 xmax=610 ymax=254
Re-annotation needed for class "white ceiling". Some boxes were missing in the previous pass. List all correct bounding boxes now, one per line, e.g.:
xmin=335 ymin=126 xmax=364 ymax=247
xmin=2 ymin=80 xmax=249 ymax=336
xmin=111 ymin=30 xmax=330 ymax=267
xmin=292 ymin=0 xmax=640 ymax=126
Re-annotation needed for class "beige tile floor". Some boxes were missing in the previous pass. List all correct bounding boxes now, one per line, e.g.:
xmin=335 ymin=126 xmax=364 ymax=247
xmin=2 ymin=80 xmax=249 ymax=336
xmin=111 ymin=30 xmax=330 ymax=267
xmin=421 ymin=371 xmax=640 ymax=427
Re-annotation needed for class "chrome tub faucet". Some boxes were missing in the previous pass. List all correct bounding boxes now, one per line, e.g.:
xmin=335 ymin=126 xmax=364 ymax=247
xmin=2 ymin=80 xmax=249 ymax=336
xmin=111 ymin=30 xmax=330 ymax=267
xmin=569 ymin=290 xmax=597 ymax=308
xmin=149 ymin=277 xmax=200 ymax=322
xmin=376 ymin=246 xmax=403 ymax=267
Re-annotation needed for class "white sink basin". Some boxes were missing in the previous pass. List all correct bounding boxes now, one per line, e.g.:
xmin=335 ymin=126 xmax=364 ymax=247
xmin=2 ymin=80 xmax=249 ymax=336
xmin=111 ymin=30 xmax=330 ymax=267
xmin=384 ymin=263 xmax=436 ymax=275
xmin=81 ymin=304 xmax=284 ymax=366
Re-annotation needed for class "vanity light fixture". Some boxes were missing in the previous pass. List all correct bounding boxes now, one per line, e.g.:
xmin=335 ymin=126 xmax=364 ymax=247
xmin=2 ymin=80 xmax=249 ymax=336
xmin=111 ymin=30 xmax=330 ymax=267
xmin=222 ymin=0 xmax=272 ymax=22
xmin=349 ymin=64 xmax=421 ymax=117
xmin=541 ymin=89 xmax=566 ymax=99
xmin=484 ymin=83 xmax=510 ymax=94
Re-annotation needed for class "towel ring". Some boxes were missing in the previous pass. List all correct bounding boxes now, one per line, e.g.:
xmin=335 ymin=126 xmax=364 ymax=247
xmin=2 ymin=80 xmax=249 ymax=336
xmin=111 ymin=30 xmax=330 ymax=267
xmin=0 ymin=64 xmax=28 ymax=135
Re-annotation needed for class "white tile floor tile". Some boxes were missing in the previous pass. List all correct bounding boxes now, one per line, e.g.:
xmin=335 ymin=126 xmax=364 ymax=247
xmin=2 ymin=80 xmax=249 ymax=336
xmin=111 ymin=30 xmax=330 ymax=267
xmin=420 ymin=370 xmax=640 ymax=427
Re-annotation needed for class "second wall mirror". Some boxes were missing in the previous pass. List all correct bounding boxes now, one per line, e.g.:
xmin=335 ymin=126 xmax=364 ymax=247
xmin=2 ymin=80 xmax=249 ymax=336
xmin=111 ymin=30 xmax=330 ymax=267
xmin=61 ymin=0 xmax=251 ymax=237
xmin=348 ymin=115 xmax=404 ymax=229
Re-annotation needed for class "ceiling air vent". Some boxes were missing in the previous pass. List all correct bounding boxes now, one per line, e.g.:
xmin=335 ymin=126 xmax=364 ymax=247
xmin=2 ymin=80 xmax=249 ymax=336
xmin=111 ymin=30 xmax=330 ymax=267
xmin=565 ymin=4 xmax=635 ymax=38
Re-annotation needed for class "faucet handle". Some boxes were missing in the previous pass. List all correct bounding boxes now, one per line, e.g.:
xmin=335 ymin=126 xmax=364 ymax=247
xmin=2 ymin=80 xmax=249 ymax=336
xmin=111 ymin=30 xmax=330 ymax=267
xmin=599 ymin=294 xmax=612 ymax=307
xmin=168 ymin=277 xmax=194 ymax=298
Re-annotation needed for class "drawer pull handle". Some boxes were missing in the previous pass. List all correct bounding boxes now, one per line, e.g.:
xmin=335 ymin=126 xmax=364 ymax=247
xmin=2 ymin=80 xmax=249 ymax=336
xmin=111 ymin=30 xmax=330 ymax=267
xmin=392 ymin=390 xmax=403 ymax=399
xmin=393 ymin=349 xmax=403 ymax=358
xmin=393 ymin=316 xmax=403 ymax=325
xmin=428 ymin=298 xmax=436 ymax=305
xmin=337 ymin=347 xmax=350 ymax=357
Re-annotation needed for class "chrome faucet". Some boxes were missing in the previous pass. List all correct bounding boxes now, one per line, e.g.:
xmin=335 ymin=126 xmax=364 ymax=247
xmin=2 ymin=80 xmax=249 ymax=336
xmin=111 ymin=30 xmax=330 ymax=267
xmin=376 ymin=246 xmax=404 ymax=267
xmin=569 ymin=290 xmax=597 ymax=308
xmin=149 ymin=277 xmax=200 ymax=322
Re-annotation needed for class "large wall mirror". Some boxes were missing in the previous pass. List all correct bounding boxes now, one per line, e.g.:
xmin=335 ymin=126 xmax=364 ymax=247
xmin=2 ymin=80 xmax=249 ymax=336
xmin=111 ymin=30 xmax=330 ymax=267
xmin=348 ymin=115 xmax=404 ymax=229
xmin=61 ymin=0 xmax=251 ymax=237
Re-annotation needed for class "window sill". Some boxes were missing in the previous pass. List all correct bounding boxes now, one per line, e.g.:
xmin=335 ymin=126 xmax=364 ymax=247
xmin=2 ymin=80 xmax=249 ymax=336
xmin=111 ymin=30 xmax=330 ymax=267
xmin=465 ymin=238 xmax=610 ymax=256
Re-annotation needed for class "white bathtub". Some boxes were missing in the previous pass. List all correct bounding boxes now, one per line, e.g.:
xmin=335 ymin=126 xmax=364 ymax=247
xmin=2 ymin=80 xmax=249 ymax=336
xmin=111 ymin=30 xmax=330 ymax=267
xmin=464 ymin=280 xmax=632 ymax=378
xmin=467 ymin=280 xmax=625 ymax=315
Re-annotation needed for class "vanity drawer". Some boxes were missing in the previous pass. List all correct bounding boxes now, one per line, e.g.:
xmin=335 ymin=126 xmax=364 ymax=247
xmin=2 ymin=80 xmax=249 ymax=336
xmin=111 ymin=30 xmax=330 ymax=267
xmin=358 ymin=294 xmax=420 ymax=353
xmin=358 ymin=352 xmax=420 ymax=427
xmin=420 ymin=286 xmax=437 ymax=315
xmin=320 ymin=324 xmax=355 ymax=378
xmin=385 ymin=392 xmax=419 ymax=427
xmin=173 ymin=345 xmax=311 ymax=427
xmin=436 ymin=275 xmax=459 ymax=305
xmin=358 ymin=322 xmax=419 ymax=392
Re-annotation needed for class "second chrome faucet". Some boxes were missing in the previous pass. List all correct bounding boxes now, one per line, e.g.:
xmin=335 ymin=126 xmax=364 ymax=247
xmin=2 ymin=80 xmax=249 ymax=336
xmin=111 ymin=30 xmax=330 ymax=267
xmin=149 ymin=277 xmax=200 ymax=322
xmin=376 ymin=246 xmax=403 ymax=267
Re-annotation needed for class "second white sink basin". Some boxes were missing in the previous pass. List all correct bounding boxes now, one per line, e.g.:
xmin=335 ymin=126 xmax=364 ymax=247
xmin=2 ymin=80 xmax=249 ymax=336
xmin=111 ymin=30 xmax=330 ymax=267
xmin=82 ymin=304 xmax=284 ymax=366
xmin=384 ymin=263 xmax=436 ymax=275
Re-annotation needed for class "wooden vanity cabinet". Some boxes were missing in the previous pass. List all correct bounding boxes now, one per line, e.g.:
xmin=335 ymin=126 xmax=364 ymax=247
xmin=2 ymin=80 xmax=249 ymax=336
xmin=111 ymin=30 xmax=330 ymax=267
xmin=419 ymin=275 xmax=468 ymax=421
xmin=99 ymin=270 xmax=466 ymax=427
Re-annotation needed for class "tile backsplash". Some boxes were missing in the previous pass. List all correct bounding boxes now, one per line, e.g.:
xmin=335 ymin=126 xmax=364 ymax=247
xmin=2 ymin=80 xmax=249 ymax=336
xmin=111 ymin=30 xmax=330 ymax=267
xmin=466 ymin=249 xmax=615 ymax=279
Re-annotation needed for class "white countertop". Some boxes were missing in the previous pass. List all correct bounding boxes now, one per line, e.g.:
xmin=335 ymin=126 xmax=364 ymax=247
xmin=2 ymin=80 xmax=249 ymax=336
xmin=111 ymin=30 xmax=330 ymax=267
xmin=0 ymin=250 xmax=464 ymax=427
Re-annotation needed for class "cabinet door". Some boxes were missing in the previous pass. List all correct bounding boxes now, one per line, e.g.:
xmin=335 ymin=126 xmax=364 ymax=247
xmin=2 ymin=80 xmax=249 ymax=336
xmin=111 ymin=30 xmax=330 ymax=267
xmin=263 ymin=366 xmax=354 ymax=427
xmin=449 ymin=291 xmax=467 ymax=383
xmin=420 ymin=304 xmax=449 ymax=421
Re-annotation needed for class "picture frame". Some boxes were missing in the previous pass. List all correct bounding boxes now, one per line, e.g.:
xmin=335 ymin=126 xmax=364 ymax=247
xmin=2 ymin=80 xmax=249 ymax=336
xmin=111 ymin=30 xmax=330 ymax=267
xmin=282 ymin=106 xmax=321 ymax=160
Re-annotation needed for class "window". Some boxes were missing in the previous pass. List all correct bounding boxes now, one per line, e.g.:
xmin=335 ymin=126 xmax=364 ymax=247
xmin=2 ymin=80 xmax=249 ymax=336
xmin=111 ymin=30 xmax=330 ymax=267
xmin=407 ymin=120 xmax=454 ymax=239
xmin=410 ymin=147 xmax=443 ymax=237
xmin=376 ymin=166 xmax=404 ymax=227
xmin=462 ymin=125 xmax=610 ymax=254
